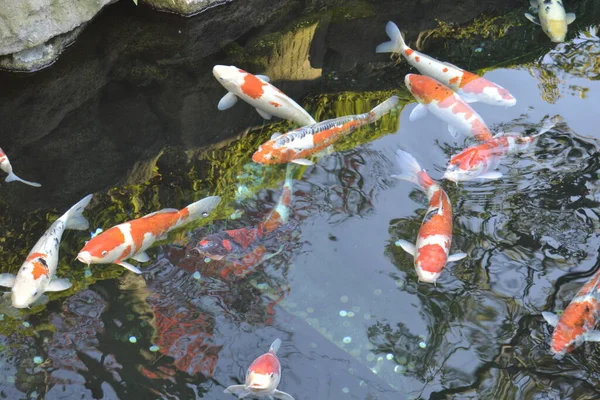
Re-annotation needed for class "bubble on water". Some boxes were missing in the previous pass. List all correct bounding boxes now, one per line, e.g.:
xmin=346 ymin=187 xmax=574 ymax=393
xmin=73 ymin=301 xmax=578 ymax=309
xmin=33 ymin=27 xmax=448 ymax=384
xmin=342 ymin=336 xmax=352 ymax=344
xmin=340 ymin=295 xmax=349 ymax=303
xmin=373 ymin=289 xmax=382 ymax=296
xmin=359 ymin=380 xmax=366 ymax=387
xmin=22 ymin=322 xmax=31 ymax=328
xmin=347 ymin=311 xmax=355 ymax=318
xmin=394 ymin=365 xmax=405 ymax=374
xmin=84 ymin=269 xmax=92 ymax=278
xmin=129 ymin=336 xmax=137 ymax=344
xmin=419 ymin=341 xmax=427 ymax=349
xmin=339 ymin=310 xmax=347 ymax=317
xmin=229 ymin=210 xmax=244 ymax=220
xmin=149 ymin=345 xmax=160 ymax=352
xmin=192 ymin=271 xmax=201 ymax=280
xmin=204 ymin=257 xmax=211 ymax=263
xmin=306 ymin=307 xmax=314 ymax=314
xmin=386 ymin=353 xmax=394 ymax=360
xmin=33 ymin=356 xmax=43 ymax=364
xmin=398 ymin=356 xmax=407 ymax=365
xmin=342 ymin=387 xmax=350 ymax=394
xmin=366 ymin=353 xmax=375 ymax=362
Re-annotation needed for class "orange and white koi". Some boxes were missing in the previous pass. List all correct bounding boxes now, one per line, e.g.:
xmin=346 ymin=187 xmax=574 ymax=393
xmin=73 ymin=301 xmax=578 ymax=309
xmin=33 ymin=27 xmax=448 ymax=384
xmin=543 ymin=269 xmax=600 ymax=359
xmin=224 ymin=338 xmax=295 ymax=400
xmin=213 ymin=65 xmax=316 ymax=126
xmin=404 ymin=74 xmax=493 ymax=142
xmin=443 ymin=117 xmax=558 ymax=182
xmin=392 ymin=149 xmax=466 ymax=283
xmin=0 ymin=147 xmax=41 ymax=187
xmin=76 ymin=196 xmax=221 ymax=274
xmin=376 ymin=21 xmax=516 ymax=107
xmin=525 ymin=0 xmax=576 ymax=43
xmin=252 ymin=96 xmax=399 ymax=165
xmin=0 ymin=194 xmax=92 ymax=308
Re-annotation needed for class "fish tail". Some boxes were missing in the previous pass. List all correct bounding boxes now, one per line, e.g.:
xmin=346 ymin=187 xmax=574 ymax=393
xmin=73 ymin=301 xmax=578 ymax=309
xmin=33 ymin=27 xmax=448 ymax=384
xmin=368 ymin=96 xmax=399 ymax=122
xmin=179 ymin=195 xmax=222 ymax=225
xmin=375 ymin=21 xmax=406 ymax=54
xmin=63 ymin=194 xmax=93 ymax=231
xmin=5 ymin=171 xmax=41 ymax=187
xmin=392 ymin=149 xmax=433 ymax=190
xmin=262 ymin=166 xmax=294 ymax=232
xmin=269 ymin=338 xmax=282 ymax=354
xmin=223 ymin=384 xmax=250 ymax=397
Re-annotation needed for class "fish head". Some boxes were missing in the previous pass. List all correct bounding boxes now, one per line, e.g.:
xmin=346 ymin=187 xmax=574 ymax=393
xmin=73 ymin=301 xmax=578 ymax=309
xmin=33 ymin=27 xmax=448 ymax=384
xmin=212 ymin=65 xmax=245 ymax=91
xmin=549 ymin=299 xmax=598 ymax=356
xmin=545 ymin=19 xmax=568 ymax=43
xmin=186 ymin=237 xmax=228 ymax=260
xmin=415 ymin=267 xmax=442 ymax=284
xmin=482 ymin=85 xmax=517 ymax=107
xmin=443 ymin=161 xmax=483 ymax=182
xmin=245 ymin=353 xmax=281 ymax=392
xmin=77 ymin=227 xmax=128 ymax=265
xmin=10 ymin=268 xmax=47 ymax=308
xmin=405 ymin=73 xmax=451 ymax=104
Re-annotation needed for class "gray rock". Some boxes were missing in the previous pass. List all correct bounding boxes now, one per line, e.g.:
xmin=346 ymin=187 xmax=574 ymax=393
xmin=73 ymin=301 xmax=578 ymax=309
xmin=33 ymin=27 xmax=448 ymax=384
xmin=142 ymin=0 xmax=233 ymax=16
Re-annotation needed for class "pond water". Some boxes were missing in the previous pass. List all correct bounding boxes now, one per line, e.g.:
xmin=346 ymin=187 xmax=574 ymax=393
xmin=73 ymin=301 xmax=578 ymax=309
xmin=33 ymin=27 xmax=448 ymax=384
xmin=1 ymin=0 xmax=600 ymax=399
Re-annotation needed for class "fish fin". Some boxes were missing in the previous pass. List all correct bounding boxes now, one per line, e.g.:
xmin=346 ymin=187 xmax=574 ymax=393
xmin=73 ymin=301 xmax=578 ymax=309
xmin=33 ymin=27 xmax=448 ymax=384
xmin=143 ymin=208 xmax=179 ymax=218
xmin=256 ymin=108 xmax=273 ymax=120
xmin=131 ymin=251 xmax=151 ymax=263
xmin=0 ymin=273 xmax=16 ymax=288
xmin=269 ymin=338 xmax=282 ymax=354
xmin=5 ymin=172 xmax=42 ymax=187
xmin=218 ymin=92 xmax=238 ymax=110
xmin=542 ymin=311 xmax=559 ymax=327
xmin=529 ymin=0 xmax=538 ymax=8
xmin=368 ymin=96 xmax=399 ymax=121
xmin=64 ymin=194 xmax=93 ymax=231
xmin=584 ymin=330 xmax=600 ymax=342
xmin=478 ymin=172 xmax=503 ymax=180
xmin=447 ymin=125 xmax=459 ymax=138
xmin=271 ymin=132 xmax=283 ymax=140
xmin=458 ymin=91 xmax=479 ymax=103
xmin=223 ymin=385 xmax=250 ymax=397
xmin=118 ymin=261 xmax=142 ymax=274
xmin=409 ymin=103 xmax=427 ymax=121
xmin=395 ymin=239 xmax=416 ymax=256
xmin=291 ymin=158 xmax=314 ymax=166
xmin=273 ymin=390 xmax=296 ymax=400
xmin=375 ymin=21 xmax=405 ymax=53
xmin=179 ymin=196 xmax=221 ymax=224
xmin=566 ymin=13 xmax=576 ymax=25
xmin=45 ymin=278 xmax=72 ymax=292
xmin=524 ymin=13 xmax=541 ymax=25
xmin=447 ymin=252 xmax=467 ymax=262
xmin=391 ymin=149 xmax=425 ymax=186
xmin=255 ymin=74 xmax=270 ymax=82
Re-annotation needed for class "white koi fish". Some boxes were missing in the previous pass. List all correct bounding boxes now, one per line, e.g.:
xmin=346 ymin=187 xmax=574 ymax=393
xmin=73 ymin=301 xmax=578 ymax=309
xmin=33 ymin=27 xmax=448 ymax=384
xmin=404 ymin=74 xmax=493 ymax=141
xmin=393 ymin=150 xmax=466 ymax=283
xmin=525 ymin=0 xmax=576 ymax=43
xmin=213 ymin=65 xmax=316 ymax=126
xmin=224 ymin=338 xmax=295 ymax=400
xmin=376 ymin=21 xmax=516 ymax=106
xmin=0 ymin=194 xmax=93 ymax=308
xmin=76 ymin=196 xmax=221 ymax=274
xmin=0 ymin=147 xmax=41 ymax=187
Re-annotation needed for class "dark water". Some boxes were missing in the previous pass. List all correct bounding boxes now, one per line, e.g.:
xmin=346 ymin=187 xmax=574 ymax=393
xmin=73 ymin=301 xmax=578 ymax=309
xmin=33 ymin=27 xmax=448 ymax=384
xmin=1 ymin=0 xmax=600 ymax=399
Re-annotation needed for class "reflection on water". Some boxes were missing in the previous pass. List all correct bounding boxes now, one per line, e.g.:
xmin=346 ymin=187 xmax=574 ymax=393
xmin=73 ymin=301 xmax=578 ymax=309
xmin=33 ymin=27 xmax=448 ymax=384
xmin=1 ymin=0 xmax=600 ymax=399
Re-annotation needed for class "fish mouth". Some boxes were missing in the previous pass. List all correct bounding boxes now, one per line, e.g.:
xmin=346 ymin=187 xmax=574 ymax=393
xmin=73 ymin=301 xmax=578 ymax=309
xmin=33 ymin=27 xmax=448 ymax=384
xmin=416 ymin=268 xmax=441 ymax=284
xmin=76 ymin=252 xmax=92 ymax=265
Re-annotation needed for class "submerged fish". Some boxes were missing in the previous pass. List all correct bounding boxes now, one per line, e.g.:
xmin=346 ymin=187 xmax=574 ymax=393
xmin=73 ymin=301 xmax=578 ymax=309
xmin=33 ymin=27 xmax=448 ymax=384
xmin=525 ymin=0 xmax=576 ymax=43
xmin=0 ymin=147 xmax=41 ymax=187
xmin=213 ymin=65 xmax=316 ymax=126
xmin=0 ymin=194 xmax=93 ymax=308
xmin=392 ymin=149 xmax=466 ymax=283
xmin=377 ymin=21 xmax=516 ymax=106
xmin=224 ymin=338 xmax=295 ymax=400
xmin=443 ymin=117 xmax=558 ymax=182
xmin=252 ymin=96 xmax=399 ymax=165
xmin=543 ymin=269 xmax=600 ymax=359
xmin=404 ymin=74 xmax=493 ymax=142
xmin=77 ymin=196 xmax=221 ymax=274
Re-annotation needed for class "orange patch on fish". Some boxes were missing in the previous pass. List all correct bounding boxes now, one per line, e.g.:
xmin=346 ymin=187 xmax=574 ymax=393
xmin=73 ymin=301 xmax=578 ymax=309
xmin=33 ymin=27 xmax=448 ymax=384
xmin=81 ymin=227 xmax=126 ymax=257
xmin=270 ymin=101 xmax=281 ymax=108
xmin=416 ymin=244 xmax=448 ymax=272
xmin=442 ymin=67 xmax=448 ymax=73
xmin=128 ymin=212 xmax=180 ymax=251
xmin=448 ymin=76 xmax=459 ymax=85
xmin=415 ymin=56 xmax=420 ymax=62
xmin=405 ymin=49 xmax=414 ymax=56
xmin=552 ymin=299 xmax=599 ymax=353
xmin=26 ymin=252 xmax=47 ymax=262
xmin=119 ymin=245 xmax=132 ymax=262
xmin=249 ymin=353 xmax=279 ymax=375
xmin=240 ymin=73 xmax=267 ymax=99
xmin=31 ymin=259 xmax=49 ymax=279
xmin=407 ymin=75 xmax=455 ymax=104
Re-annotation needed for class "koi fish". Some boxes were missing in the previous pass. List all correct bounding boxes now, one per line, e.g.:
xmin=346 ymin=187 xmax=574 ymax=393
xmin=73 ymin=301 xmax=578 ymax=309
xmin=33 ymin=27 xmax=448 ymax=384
xmin=392 ymin=149 xmax=466 ymax=283
xmin=224 ymin=338 xmax=295 ymax=400
xmin=0 ymin=194 xmax=93 ymax=308
xmin=543 ymin=269 xmax=600 ymax=359
xmin=443 ymin=117 xmax=559 ymax=182
xmin=77 ymin=196 xmax=221 ymax=274
xmin=0 ymin=147 xmax=41 ymax=187
xmin=404 ymin=74 xmax=493 ymax=142
xmin=376 ymin=22 xmax=516 ymax=107
xmin=252 ymin=96 xmax=399 ymax=165
xmin=525 ymin=0 xmax=576 ymax=43
xmin=213 ymin=65 xmax=316 ymax=126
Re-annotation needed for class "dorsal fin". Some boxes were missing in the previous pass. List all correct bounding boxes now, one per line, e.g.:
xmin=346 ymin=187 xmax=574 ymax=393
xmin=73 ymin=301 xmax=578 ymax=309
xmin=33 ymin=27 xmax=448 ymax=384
xmin=143 ymin=208 xmax=179 ymax=218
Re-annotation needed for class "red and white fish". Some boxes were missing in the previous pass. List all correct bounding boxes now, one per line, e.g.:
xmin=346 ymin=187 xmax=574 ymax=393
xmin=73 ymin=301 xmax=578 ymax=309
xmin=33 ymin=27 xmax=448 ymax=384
xmin=0 ymin=194 xmax=93 ymax=308
xmin=404 ymin=74 xmax=493 ymax=142
xmin=252 ymin=96 xmax=399 ymax=165
xmin=443 ymin=117 xmax=558 ymax=182
xmin=376 ymin=21 xmax=516 ymax=107
xmin=525 ymin=0 xmax=576 ymax=43
xmin=224 ymin=338 xmax=294 ymax=400
xmin=543 ymin=269 xmax=600 ymax=359
xmin=392 ymin=149 xmax=466 ymax=283
xmin=0 ymin=147 xmax=41 ymax=187
xmin=77 ymin=196 xmax=221 ymax=274
xmin=213 ymin=65 xmax=316 ymax=126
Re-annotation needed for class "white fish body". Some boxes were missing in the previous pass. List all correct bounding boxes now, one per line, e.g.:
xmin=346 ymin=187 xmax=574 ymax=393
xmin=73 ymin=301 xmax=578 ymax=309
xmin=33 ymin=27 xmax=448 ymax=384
xmin=0 ymin=147 xmax=41 ymax=187
xmin=525 ymin=0 xmax=576 ymax=42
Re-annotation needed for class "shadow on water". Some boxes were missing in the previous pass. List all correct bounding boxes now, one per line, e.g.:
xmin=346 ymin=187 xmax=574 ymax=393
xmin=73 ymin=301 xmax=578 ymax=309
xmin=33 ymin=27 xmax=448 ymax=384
xmin=1 ymin=0 xmax=600 ymax=398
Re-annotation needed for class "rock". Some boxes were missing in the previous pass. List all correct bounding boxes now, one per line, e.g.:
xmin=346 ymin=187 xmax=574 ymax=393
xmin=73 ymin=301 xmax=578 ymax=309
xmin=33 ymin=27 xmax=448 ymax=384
xmin=142 ymin=0 xmax=233 ymax=16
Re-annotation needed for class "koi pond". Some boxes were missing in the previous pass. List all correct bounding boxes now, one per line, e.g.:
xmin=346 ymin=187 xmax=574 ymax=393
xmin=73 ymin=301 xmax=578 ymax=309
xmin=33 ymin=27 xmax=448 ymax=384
xmin=1 ymin=0 xmax=600 ymax=398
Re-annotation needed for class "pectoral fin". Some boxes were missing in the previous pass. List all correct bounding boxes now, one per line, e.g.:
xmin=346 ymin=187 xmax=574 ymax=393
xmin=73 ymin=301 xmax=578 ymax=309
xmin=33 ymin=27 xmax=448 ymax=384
xmin=255 ymin=74 xmax=270 ymax=82
xmin=478 ymin=172 xmax=503 ymax=180
xmin=542 ymin=311 xmax=559 ymax=327
xmin=218 ymin=92 xmax=238 ymax=110
xmin=584 ymin=330 xmax=600 ymax=342
xmin=395 ymin=239 xmax=416 ymax=256
xmin=525 ymin=13 xmax=541 ymax=25
xmin=45 ymin=278 xmax=72 ymax=292
xmin=458 ymin=92 xmax=478 ymax=103
xmin=291 ymin=158 xmax=314 ymax=166
xmin=566 ymin=13 xmax=576 ymax=24
xmin=273 ymin=390 xmax=296 ymax=400
xmin=131 ymin=251 xmax=151 ymax=263
xmin=223 ymin=384 xmax=249 ymax=396
xmin=448 ymin=125 xmax=459 ymax=138
xmin=256 ymin=108 xmax=273 ymax=120
xmin=529 ymin=0 xmax=538 ymax=10
xmin=447 ymin=252 xmax=467 ymax=262
xmin=0 ymin=273 xmax=16 ymax=288
xmin=409 ymin=104 xmax=427 ymax=121
xmin=118 ymin=261 xmax=142 ymax=274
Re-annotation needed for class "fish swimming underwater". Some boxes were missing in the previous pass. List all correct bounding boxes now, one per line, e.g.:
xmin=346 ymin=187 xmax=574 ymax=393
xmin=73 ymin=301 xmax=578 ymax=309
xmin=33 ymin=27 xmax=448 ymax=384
xmin=0 ymin=147 xmax=41 ymax=187
xmin=224 ymin=338 xmax=295 ymax=400
xmin=443 ymin=117 xmax=559 ymax=182
xmin=77 ymin=196 xmax=221 ymax=274
xmin=543 ymin=269 xmax=600 ymax=359
xmin=392 ymin=149 xmax=466 ymax=283
xmin=213 ymin=65 xmax=316 ymax=126
xmin=404 ymin=74 xmax=493 ymax=142
xmin=525 ymin=0 xmax=576 ymax=43
xmin=0 ymin=194 xmax=93 ymax=308
xmin=252 ymin=96 xmax=399 ymax=165
xmin=376 ymin=21 xmax=516 ymax=106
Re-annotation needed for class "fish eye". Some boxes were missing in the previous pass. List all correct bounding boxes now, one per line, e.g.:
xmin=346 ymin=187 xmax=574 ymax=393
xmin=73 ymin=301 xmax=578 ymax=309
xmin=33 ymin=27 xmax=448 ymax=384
xmin=270 ymin=372 xmax=274 ymax=378
xmin=32 ymin=290 xmax=38 ymax=297
xmin=101 ymin=250 xmax=108 ymax=256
